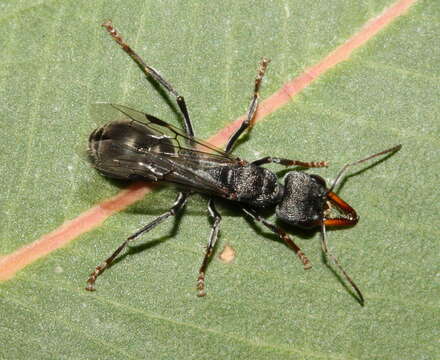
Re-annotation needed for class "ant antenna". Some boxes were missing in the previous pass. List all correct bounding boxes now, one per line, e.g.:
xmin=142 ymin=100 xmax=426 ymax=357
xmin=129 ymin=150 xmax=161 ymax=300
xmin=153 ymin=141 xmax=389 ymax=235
xmin=321 ymin=223 xmax=365 ymax=305
xmin=322 ymin=144 xmax=401 ymax=305
xmin=328 ymin=144 xmax=402 ymax=194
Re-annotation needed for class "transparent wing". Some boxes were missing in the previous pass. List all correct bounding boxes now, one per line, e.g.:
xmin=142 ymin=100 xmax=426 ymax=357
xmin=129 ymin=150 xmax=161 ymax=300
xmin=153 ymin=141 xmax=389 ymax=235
xmin=90 ymin=103 xmax=238 ymax=162
xmin=88 ymin=103 xmax=241 ymax=197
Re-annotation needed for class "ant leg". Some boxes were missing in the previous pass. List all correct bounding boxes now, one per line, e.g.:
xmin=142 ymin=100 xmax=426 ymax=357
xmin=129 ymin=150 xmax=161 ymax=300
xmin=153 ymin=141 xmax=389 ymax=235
xmin=86 ymin=192 xmax=189 ymax=291
xmin=197 ymin=199 xmax=222 ymax=297
xmin=252 ymin=156 xmax=328 ymax=168
xmin=225 ymin=58 xmax=270 ymax=153
xmin=102 ymin=20 xmax=194 ymax=138
xmin=242 ymin=207 xmax=311 ymax=270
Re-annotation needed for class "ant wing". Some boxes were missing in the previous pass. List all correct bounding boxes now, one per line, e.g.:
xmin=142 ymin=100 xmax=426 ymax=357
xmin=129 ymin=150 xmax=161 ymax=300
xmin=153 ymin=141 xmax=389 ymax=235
xmin=90 ymin=103 xmax=238 ymax=162
xmin=87 ymin=104 xmax=241 ymax=197
xmin=89 ymin=140 xmax=233 ymax=197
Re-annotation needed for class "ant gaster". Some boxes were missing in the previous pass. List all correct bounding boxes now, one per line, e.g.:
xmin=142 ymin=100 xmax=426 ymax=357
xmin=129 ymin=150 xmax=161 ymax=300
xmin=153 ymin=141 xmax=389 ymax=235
xmin=86 ymin=20 xmax=401 ymax=305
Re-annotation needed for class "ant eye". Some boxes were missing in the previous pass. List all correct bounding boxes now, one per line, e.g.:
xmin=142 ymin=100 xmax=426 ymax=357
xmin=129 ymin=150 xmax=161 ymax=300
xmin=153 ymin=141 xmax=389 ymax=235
xmin=310 ymin=174 xmax=327 ymax=187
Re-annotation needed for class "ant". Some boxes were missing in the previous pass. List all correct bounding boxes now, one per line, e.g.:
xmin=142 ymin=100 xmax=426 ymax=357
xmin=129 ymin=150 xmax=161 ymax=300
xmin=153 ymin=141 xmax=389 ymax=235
xmin=86 ymin=20 xmax=401 ymax=305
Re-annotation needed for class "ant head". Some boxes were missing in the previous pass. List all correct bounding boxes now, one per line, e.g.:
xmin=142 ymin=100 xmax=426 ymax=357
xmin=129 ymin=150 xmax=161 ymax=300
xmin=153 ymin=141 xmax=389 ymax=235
xmin=276 ymin=172 xmax=328 ymax=228
xmin=276 ymin=167 xmax=360 ymax=230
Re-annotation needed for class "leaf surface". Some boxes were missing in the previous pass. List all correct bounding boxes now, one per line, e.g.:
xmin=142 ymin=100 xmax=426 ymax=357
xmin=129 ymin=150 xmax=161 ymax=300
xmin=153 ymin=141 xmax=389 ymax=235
xmin=1 ymin=1 xmax=438 ymax=359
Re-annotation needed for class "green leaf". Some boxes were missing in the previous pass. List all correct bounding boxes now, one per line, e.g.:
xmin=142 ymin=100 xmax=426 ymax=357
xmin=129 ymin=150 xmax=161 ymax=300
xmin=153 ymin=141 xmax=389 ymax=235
xmin=1 ymin=1 xmax=438 ymax=359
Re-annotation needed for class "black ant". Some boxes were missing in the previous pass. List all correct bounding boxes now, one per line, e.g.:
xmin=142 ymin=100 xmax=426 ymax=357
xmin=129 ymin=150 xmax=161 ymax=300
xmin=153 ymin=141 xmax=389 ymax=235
xmin=86 ymin=20 xmax=401 ymax=305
